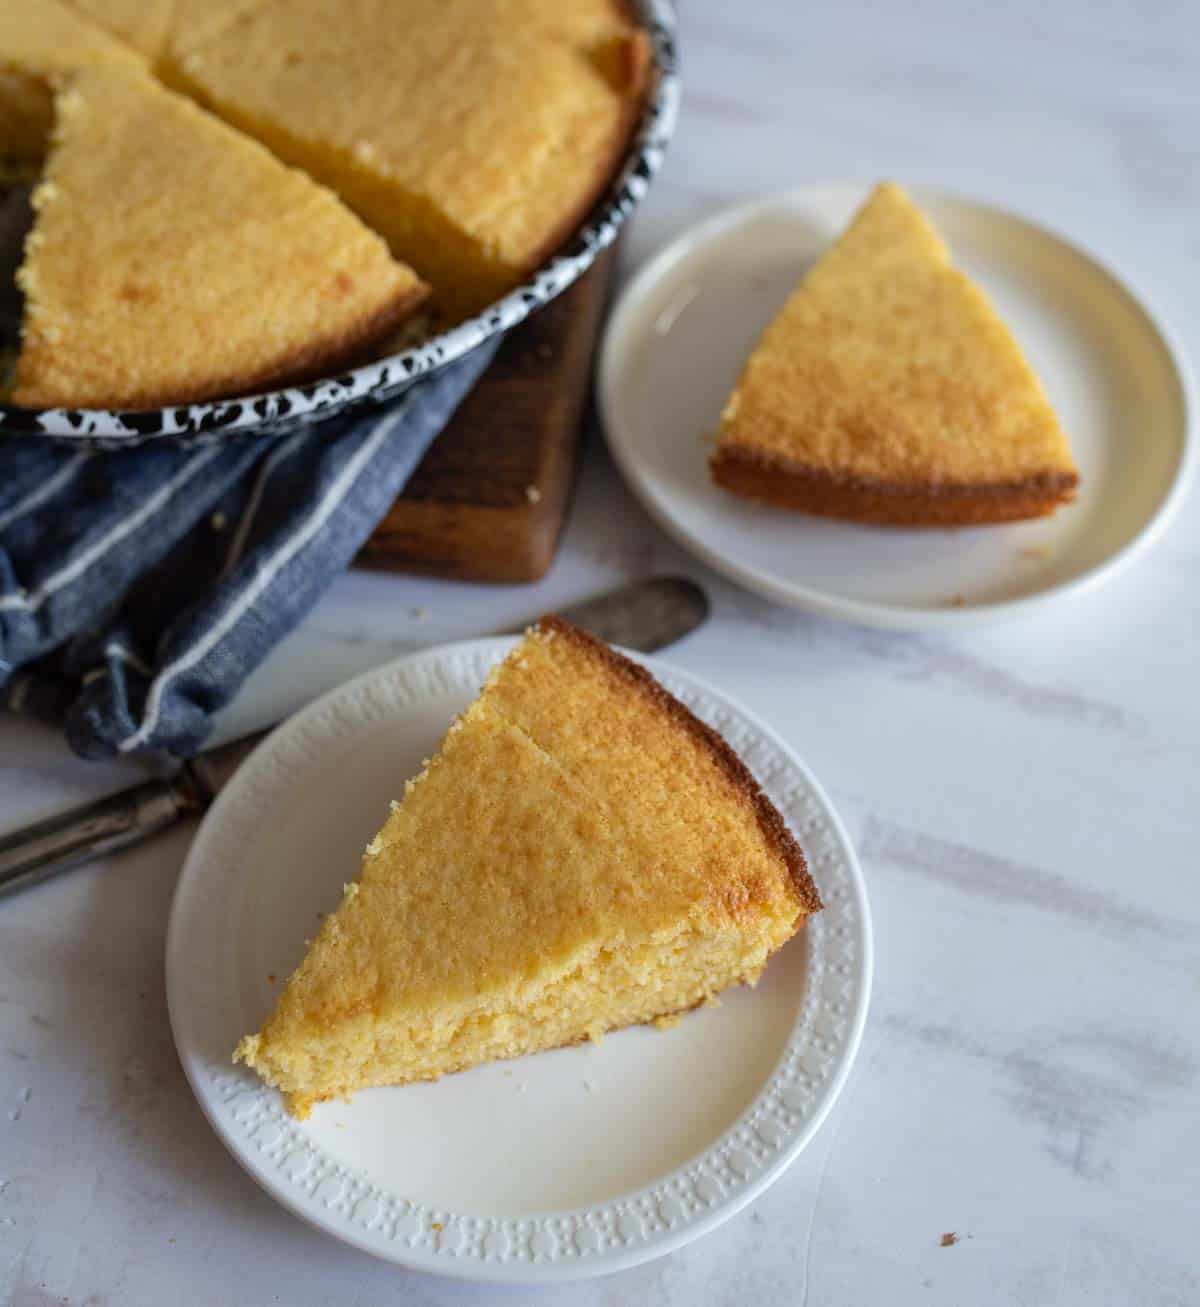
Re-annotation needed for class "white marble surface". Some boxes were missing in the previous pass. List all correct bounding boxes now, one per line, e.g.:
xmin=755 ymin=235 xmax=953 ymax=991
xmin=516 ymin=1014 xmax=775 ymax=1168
xmin=2 ymin=1 xmax=1199 ymax=1302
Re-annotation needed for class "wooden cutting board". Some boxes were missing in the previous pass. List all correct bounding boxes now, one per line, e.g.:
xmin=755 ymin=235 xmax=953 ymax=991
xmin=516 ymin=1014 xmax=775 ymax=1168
xmin=355 ymin=249 xmax=615 ymax=584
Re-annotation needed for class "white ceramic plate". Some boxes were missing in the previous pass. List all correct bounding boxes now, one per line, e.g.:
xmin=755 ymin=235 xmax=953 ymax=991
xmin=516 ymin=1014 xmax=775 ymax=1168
xmin=599 ymin=185 xmax=1194 ymax=629
xmin=167 ymin=638 xmax=871 ymax=1283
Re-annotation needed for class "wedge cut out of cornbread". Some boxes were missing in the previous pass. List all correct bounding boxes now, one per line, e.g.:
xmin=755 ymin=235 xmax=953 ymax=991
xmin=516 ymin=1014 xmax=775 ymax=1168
xmin=172 ymin=0 xmax=649 ymax=319
xmin=0 ymin=0 xmax=145 ymax=162
xmin=13 ymin=67 xmax=427 ymax=409
xmin=711 ymin=183 xmax=1080 ymax=526
xmin=236 ymin=617 xmax=819 ymax=1118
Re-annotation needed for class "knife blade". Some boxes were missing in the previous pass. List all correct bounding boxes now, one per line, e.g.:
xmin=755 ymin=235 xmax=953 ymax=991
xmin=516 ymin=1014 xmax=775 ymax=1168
xmin=0 ymin=575 xmax=709 ymax=900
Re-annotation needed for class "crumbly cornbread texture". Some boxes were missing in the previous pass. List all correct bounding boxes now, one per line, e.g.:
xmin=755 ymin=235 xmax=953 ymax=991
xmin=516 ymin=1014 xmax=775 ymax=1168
xmin=171 ymin=0 xmax=649 ymax=317
xmin=711 ymin=182 xmax=1079 ymax=525
xmin=12 ymin=67 xmax=427 ymax=409
xmin=236 ymin=617 xmax=819 ymax=1117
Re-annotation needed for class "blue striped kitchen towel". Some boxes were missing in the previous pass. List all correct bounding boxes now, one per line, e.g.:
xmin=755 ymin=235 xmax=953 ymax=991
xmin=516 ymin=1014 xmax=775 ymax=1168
xmin=0 ymin=339 xmax=499 ymax=759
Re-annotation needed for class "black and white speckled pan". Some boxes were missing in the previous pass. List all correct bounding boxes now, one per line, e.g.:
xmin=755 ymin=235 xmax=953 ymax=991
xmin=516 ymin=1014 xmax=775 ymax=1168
xmin=0 ymin=0 xmax=678 ymax=449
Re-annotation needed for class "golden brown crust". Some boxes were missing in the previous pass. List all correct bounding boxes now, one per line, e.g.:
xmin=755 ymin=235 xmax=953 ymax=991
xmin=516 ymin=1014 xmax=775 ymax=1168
xmin=13 ymin=276 xmax=428 ymax=410
xmin=711 ymin=443 xmax=1078 ymax=527
xmin=511 ymin=27 xmax=650 ymax=281
xmin=536 ymin=615 xmax=822 ymax=916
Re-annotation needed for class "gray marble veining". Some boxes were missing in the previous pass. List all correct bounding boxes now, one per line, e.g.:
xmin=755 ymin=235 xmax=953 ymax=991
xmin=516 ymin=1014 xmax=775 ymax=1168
xmin=2 ymin=1 xmax=1199 ymax=1303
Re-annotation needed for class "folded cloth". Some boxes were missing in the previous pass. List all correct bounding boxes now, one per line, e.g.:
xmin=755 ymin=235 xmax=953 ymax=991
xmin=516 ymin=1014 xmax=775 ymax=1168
xmin=0 ymin=339 xmax=499 ymax=759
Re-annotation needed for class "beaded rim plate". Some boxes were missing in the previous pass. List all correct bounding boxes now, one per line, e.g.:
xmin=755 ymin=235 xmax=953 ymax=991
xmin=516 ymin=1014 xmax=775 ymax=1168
xmin=0 ymin=0 xmax=679 ymax=448
xmin=166 ymin=638 xmax=872 ymax=1283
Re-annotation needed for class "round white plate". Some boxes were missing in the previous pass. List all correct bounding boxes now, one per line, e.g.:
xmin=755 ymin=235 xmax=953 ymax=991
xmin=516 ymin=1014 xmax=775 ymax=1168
xmin=600 ymin=184 xmax=1194 ymax=629
xmin=167 ymin=638 xmax=871 ymax=1283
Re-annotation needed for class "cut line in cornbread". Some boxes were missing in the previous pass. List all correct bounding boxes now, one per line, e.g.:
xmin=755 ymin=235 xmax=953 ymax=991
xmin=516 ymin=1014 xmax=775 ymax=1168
xmin=61 ymin=0 xmax=175 ymax=60
xmin=171 ymin=0 xmax=649 ymax=319
xmin=62 ymin=0 xmax=267 ymax=68
xmin=13 ymin=66 xmax=427 ymax=409
xmin=235 ymin=617 xmax=819 ymax=1118
xmin=711 ymin=182 xmax=1080 ymax=526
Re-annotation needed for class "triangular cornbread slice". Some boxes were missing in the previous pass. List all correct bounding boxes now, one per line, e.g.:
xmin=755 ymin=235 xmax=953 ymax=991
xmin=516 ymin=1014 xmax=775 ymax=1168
xmin=711 ymin=183 xmax=1079 ymax=525
xmin=171 ymin=0 xmax=648 ymax=318
xmin=236 ymin=618 xmax=819 ymax=1118
xmin=12 ymin=67 xmax=427 ymax=409
xmin=0 ymin=0 xmax=145 ymax=162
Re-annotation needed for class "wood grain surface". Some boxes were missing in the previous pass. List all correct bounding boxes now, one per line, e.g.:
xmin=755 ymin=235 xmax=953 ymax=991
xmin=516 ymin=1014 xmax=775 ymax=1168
xmin=355 ymin=249 xmax=615 ymax=584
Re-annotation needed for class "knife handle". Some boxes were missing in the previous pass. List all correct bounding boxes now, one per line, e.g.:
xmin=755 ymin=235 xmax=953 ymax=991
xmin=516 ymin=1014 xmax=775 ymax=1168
xmin=0 ymin=777 xmax=202 ymax=901
xmin=0 ymin=577 xmax=712 ymax=902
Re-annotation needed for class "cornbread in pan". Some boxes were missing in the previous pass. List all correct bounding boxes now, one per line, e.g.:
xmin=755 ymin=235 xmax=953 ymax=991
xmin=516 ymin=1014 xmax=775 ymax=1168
xmin=0 ymin=0 xmax=144 ymax=161
xmin=711 ymin=183 xmax=1079 ymax=526
xmin=235 ymin=617 xmax=819 ymax=1118
xmin=13 ymin=67 xmax=427 ymax=409
xmin=172 ymin=0 xmax=649 ymax=319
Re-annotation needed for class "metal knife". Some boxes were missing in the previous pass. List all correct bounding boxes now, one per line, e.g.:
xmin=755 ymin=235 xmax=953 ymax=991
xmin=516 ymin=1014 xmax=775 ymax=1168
xmin=0 ymin=575 xmax=709 ymax=900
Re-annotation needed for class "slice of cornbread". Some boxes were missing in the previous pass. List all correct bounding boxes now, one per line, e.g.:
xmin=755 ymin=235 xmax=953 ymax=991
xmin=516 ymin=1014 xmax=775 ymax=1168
xmin=62 ymin=0 xmax=175 ymax=59
xmin=12 ymin=67 xmax=427 ymax=409
xmin=0 ymin=0 xmax=145 ymax=161
xmin=173 ymin=0 xmax=648 ymax=318
xmin=711 ymin=183 xmax=1080 ymax=525
xmin=236 ymin=618 xmax=818 ymax=1118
